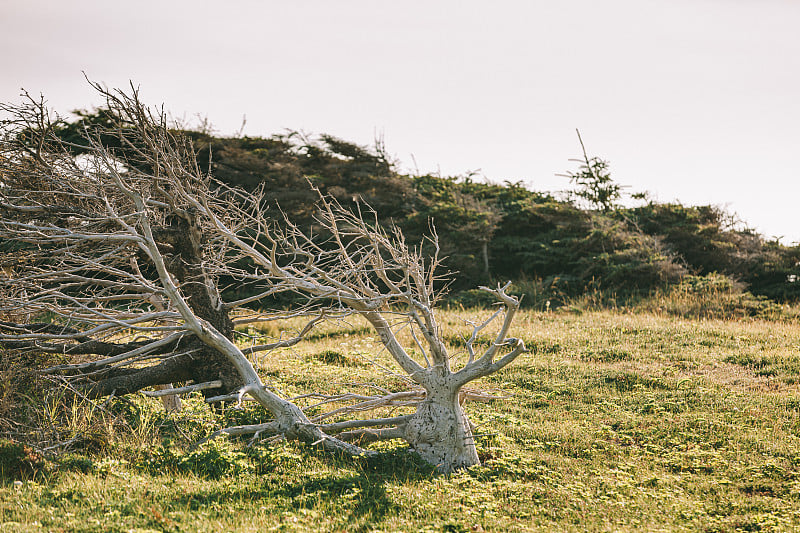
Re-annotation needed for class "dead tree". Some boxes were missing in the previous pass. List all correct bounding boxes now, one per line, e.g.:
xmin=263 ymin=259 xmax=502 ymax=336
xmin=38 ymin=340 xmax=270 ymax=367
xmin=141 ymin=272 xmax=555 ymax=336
xmin=0 ymin=84 xmax=525 ymax=472
xmin=0 ymin=86 xmax=303 ymax=400
xmin=205 ymin=197 xmax=528 ymax=471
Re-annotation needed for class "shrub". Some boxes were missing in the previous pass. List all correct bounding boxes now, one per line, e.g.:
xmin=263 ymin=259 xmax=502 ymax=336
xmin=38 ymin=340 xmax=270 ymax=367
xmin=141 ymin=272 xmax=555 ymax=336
xmin=0 ymin=439 xmax=46 ymax=479
xmin=638 ymin=273 xmax=793 ymax=320
xmin=58 ymin=453 xmax=94 ymax=474
xmin=177 ymin=438 xmax=252 ymax=478
xmin=136 ymin=437 xmax=253 ymax=479
xmin=313 ymin=349 xmax=366 ymax=367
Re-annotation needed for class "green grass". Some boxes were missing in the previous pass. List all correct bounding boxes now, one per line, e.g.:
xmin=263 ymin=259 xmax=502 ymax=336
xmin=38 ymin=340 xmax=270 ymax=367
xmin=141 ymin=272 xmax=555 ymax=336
xmin=4 ymin=309 xmax=800 ymax=531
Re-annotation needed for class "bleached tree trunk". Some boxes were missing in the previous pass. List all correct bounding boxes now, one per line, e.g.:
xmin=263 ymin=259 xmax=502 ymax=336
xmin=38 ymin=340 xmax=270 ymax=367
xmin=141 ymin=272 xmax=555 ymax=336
xmin=194 ymin=188 xmax=527 ymax=471
xmin=404 ymin=384 xmax=479 ymax=470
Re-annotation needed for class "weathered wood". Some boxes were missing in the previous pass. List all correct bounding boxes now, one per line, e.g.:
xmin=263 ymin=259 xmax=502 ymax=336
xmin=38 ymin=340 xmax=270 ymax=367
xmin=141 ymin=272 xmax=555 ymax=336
xmin=143 ymin=380 xmax=221 ymax=397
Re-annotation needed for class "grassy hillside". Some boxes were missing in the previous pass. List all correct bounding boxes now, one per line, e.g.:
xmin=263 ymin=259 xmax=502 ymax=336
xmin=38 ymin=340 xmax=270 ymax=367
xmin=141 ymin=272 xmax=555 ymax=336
xmin=48 ymin=111 xmax=800 ymax=304
xmin=4 ymin=307 xmax=800 ymax=532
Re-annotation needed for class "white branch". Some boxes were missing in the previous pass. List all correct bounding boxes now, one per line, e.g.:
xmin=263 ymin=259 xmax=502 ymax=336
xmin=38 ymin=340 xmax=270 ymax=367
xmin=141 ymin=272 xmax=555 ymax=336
xmin=142 ymin=380 xmax=222 ymax=397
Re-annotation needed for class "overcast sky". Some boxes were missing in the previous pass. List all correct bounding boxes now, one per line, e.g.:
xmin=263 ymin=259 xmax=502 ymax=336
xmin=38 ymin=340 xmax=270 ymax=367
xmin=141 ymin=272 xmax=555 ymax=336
xmin=2 ymin=0 xmax=798 ymax=242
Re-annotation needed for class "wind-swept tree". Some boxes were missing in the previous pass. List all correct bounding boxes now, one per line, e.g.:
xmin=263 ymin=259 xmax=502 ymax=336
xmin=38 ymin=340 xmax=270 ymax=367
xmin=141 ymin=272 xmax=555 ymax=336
xmin=560 ymin=129 xmax=622 ymax=213
xmin=0 ymin=83 xmax=525 ymax=472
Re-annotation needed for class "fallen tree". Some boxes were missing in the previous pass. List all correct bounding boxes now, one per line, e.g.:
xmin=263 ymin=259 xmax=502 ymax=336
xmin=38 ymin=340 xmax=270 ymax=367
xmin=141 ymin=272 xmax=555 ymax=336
xmin=0 ymin=83 xmax=525 ymax=472
xmin=0 ymin=86 xmax=257 ymax=399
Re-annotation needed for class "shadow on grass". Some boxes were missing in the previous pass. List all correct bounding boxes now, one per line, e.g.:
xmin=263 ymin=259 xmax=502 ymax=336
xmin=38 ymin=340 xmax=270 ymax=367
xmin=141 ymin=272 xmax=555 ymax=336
xmin=280 ymin=448 xmax=437 ymax=529
xmin=304 ymin=326 xmax=372 ymax=342
xmin=169 ymin=447 xmax=436 ymax=531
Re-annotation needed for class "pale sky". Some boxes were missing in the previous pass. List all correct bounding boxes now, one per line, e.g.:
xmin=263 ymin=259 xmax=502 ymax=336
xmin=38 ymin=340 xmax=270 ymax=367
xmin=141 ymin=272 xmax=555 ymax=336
xmin=2 ymin=0 xmax=799 ymax=242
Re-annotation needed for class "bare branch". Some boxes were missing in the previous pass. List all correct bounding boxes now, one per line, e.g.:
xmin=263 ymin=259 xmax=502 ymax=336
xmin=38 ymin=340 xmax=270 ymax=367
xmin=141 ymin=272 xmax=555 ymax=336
xmin=141 ymin=380 xmax=222 ymax=397
xmin=0 ymin=81 xmax=524 ymax=472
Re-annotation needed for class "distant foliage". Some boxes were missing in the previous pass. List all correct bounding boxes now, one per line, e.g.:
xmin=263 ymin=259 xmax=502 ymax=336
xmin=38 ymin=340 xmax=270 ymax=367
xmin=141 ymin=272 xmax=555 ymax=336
xmin=562 ymin=148 xmax=622 ymax=212
xmin=50 ymin=109 xmax=800 ymax=305
xmin=624 ymin=203 xmax=800 ymax=302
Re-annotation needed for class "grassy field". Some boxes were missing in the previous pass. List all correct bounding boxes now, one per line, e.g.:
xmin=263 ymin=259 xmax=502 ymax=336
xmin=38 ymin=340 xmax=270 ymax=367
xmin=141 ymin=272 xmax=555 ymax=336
xmin=3 ymin=308 xmax=800 ymax=532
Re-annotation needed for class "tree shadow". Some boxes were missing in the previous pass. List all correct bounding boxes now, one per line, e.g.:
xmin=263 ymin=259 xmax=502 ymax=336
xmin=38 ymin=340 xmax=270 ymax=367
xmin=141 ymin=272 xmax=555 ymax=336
xmin=277 ymin=448 xmax=437 ymax=529
xmin=169 ymin=448 xmax=437 ymax=531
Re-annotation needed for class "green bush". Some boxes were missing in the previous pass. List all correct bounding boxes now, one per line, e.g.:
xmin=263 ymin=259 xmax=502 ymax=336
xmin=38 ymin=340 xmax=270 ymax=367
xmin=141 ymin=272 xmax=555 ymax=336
xmin=58 ymin=453 xmax=94 ymax=474
xmin=0 ymin=439 xmax=46 ymax=479
xmin=638 ymin=273 xmax=793 ymax=320
xmin=446 ymin=289 xmax=498 ymax=309
xmin=49 ymin=110 xmax=800 ymax=304
xmin=313 ymin=349 xmax=366 ymax=367
xmin=679 ymin=273 xmax=740 ymax=294
xmin=447 ymin=279 xmax=556 ymax=310
xmin=178 ymin=438 xmax=252 ymax=478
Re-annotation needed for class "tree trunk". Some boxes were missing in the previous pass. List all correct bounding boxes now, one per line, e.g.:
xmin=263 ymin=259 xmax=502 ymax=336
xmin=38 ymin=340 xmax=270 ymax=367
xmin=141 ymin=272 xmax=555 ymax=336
xmin=481 ymin=240 xmax=490 ymax=278
xmin=403 ymin=384 xmax=480 ymax=473
xmin=153 ymin=383 xmax=182 ymax=412
xmin=79 ymin=213 xmax=244 ymax=401
xmin=160 ymin=213 xmax=243 ymax=398
xmin=85 ymin=354 xmax=195 ymax=397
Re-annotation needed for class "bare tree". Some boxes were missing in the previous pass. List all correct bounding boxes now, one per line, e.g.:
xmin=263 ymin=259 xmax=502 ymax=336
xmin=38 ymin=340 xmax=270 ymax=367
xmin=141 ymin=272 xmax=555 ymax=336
xmin=0 ymin=87 xmax=247 ymax=399
xmin=0 ymin=83 xmax=525 ymax=472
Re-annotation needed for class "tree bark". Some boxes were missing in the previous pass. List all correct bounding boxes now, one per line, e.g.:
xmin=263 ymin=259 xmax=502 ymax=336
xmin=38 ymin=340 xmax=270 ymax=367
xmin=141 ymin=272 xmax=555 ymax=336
xmin=156 ymin=213 xmax=243 ymax=397
xmin=84 ymin=354 xmax=195 ymax=397
xmin=403 ymin=383 xmax=480 ymax=473
xmin=64 ymin=212 xmax=244 ymax=401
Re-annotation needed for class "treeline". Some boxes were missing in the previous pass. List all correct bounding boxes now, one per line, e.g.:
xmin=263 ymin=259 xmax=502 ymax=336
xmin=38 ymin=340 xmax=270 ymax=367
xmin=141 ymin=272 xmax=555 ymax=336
xmin=54 ymin=110 xmax=800 ymax=307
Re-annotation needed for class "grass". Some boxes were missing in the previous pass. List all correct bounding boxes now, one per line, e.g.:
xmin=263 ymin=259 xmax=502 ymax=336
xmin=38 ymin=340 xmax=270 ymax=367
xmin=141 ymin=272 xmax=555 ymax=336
xmin=3 ymin=308 xmax=800 ymax=531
